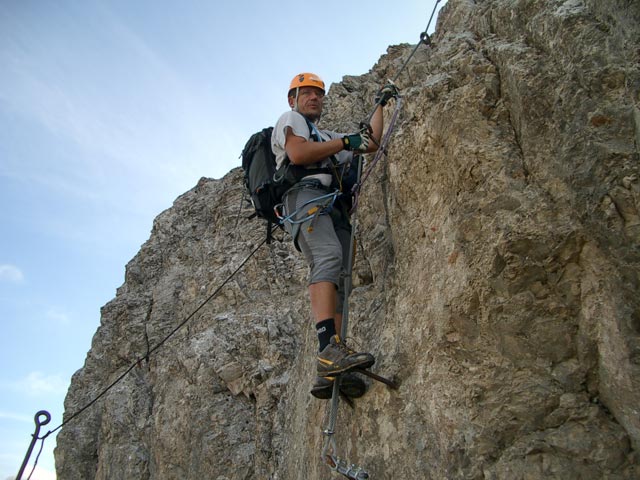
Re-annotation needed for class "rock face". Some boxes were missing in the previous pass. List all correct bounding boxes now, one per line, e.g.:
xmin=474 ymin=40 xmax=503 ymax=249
xmin=55 ymin=0 xmax=640 ymax=478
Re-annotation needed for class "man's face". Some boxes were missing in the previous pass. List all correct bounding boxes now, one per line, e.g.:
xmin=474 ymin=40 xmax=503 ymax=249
xmin=289 ymin=86 xmax=324 ymax=121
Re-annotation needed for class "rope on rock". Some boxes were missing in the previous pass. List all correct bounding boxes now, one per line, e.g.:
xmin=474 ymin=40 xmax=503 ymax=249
xmin=320 ymin=1 xmax=441 ymax=477
xmin=15 ymin=232 xmax=272 ymax=479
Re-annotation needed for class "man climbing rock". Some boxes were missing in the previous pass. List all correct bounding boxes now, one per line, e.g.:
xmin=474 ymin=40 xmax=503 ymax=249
xmin=271 ymin=72 xmax=395 ymax=399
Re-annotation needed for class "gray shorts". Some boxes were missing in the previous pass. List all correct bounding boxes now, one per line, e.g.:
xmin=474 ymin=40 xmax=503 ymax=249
xmin=283 ymin=182 xmax=352 ymax=314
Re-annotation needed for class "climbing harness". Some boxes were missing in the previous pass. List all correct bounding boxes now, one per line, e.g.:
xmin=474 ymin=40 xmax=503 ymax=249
xmin=274 ymin=185 xmax=341 ymax=232
xmin=274 ymin=120 xmax=346 ymax=234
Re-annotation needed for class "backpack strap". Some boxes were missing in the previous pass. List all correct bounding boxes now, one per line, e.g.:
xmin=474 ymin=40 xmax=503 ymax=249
xmin=304 ymin=117 xmax=338 ymax=163
xmin=303 ymin=117 xmax=341 ymax=183
xmin=304 ymin=117 xmax=347 ymax=192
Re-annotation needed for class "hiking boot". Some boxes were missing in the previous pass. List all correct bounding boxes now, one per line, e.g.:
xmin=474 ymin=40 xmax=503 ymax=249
xmin=310 ymin=372 xmax=367 ymax=399
xmin=317 ymin=335 xmax=375 ymax=376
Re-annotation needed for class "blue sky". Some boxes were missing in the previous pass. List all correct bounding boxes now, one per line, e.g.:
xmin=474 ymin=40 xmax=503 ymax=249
xmin=0 ymin=1 xmax=444 ymax=478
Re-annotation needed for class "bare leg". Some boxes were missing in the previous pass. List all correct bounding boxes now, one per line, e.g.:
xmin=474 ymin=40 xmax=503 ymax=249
xmin=309 ymin=281 xmax=337 ymax=324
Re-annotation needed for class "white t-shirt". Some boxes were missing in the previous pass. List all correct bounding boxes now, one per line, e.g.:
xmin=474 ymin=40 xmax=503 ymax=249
xmin=271 ymin=110 xmax=352 ymax=187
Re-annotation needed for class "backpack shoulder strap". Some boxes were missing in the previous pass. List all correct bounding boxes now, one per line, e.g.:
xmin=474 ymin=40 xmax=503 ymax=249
xmin=304 ymin=117 xmax=339 ymax=166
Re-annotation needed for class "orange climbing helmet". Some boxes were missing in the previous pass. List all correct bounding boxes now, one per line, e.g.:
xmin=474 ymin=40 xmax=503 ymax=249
xmin=288 ymin=72 xmax=325 ymax=97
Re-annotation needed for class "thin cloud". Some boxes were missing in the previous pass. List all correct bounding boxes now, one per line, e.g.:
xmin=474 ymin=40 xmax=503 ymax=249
xmin=4 ymin=465 xmax=56 ymax=480
xmin=45 ymin=308 xmax=71 ymax=326
xmin=0 ymin=411 xmax=31 ymax=423
xmin=0 ymin=265 xmax=24 ymax=284
xmin=1 ymin=372 xmax=68 ymax=397
xmin=1 ymin=11 xmax=228 ymax=216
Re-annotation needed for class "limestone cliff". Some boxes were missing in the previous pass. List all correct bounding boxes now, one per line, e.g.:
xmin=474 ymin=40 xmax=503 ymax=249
xmin=55 ymin=0 xmax=640 ymax=478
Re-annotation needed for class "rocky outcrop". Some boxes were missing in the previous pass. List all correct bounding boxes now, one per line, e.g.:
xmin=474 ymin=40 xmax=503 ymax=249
xmin=56 ymin=0 xmax=640 ymax=478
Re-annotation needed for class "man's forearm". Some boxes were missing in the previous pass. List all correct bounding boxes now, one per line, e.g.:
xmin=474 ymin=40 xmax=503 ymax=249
xmin=286 ymin=136 xmax=345 ymax=166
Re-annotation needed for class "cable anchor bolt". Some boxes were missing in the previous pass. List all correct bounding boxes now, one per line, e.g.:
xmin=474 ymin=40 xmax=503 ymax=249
xmin=325 ymin=454 xmax=370 ymax=480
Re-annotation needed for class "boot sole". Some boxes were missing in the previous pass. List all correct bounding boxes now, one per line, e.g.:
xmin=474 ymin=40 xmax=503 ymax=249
xmin=311 ymin=377 xmax=367 ymax=399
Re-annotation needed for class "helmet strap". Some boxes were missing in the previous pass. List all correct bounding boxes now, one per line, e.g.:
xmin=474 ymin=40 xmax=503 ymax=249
xmin=293 ymin=87 xmax=300 ymax=112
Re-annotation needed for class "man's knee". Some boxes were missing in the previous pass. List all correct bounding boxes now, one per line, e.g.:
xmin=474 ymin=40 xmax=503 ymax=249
xmin=309 ymin=244 xmax=342 ymax=285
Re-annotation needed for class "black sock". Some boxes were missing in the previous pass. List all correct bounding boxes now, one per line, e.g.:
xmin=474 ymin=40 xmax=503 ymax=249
xmin=316 ymin=318 xmax=337 ymax=352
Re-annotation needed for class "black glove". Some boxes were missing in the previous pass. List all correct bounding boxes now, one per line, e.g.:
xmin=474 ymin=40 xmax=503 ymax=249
xmin=342 ymin=130 xmax=371 ymax=152
xmin=375 ymin=83 xmax=399 ymax=106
